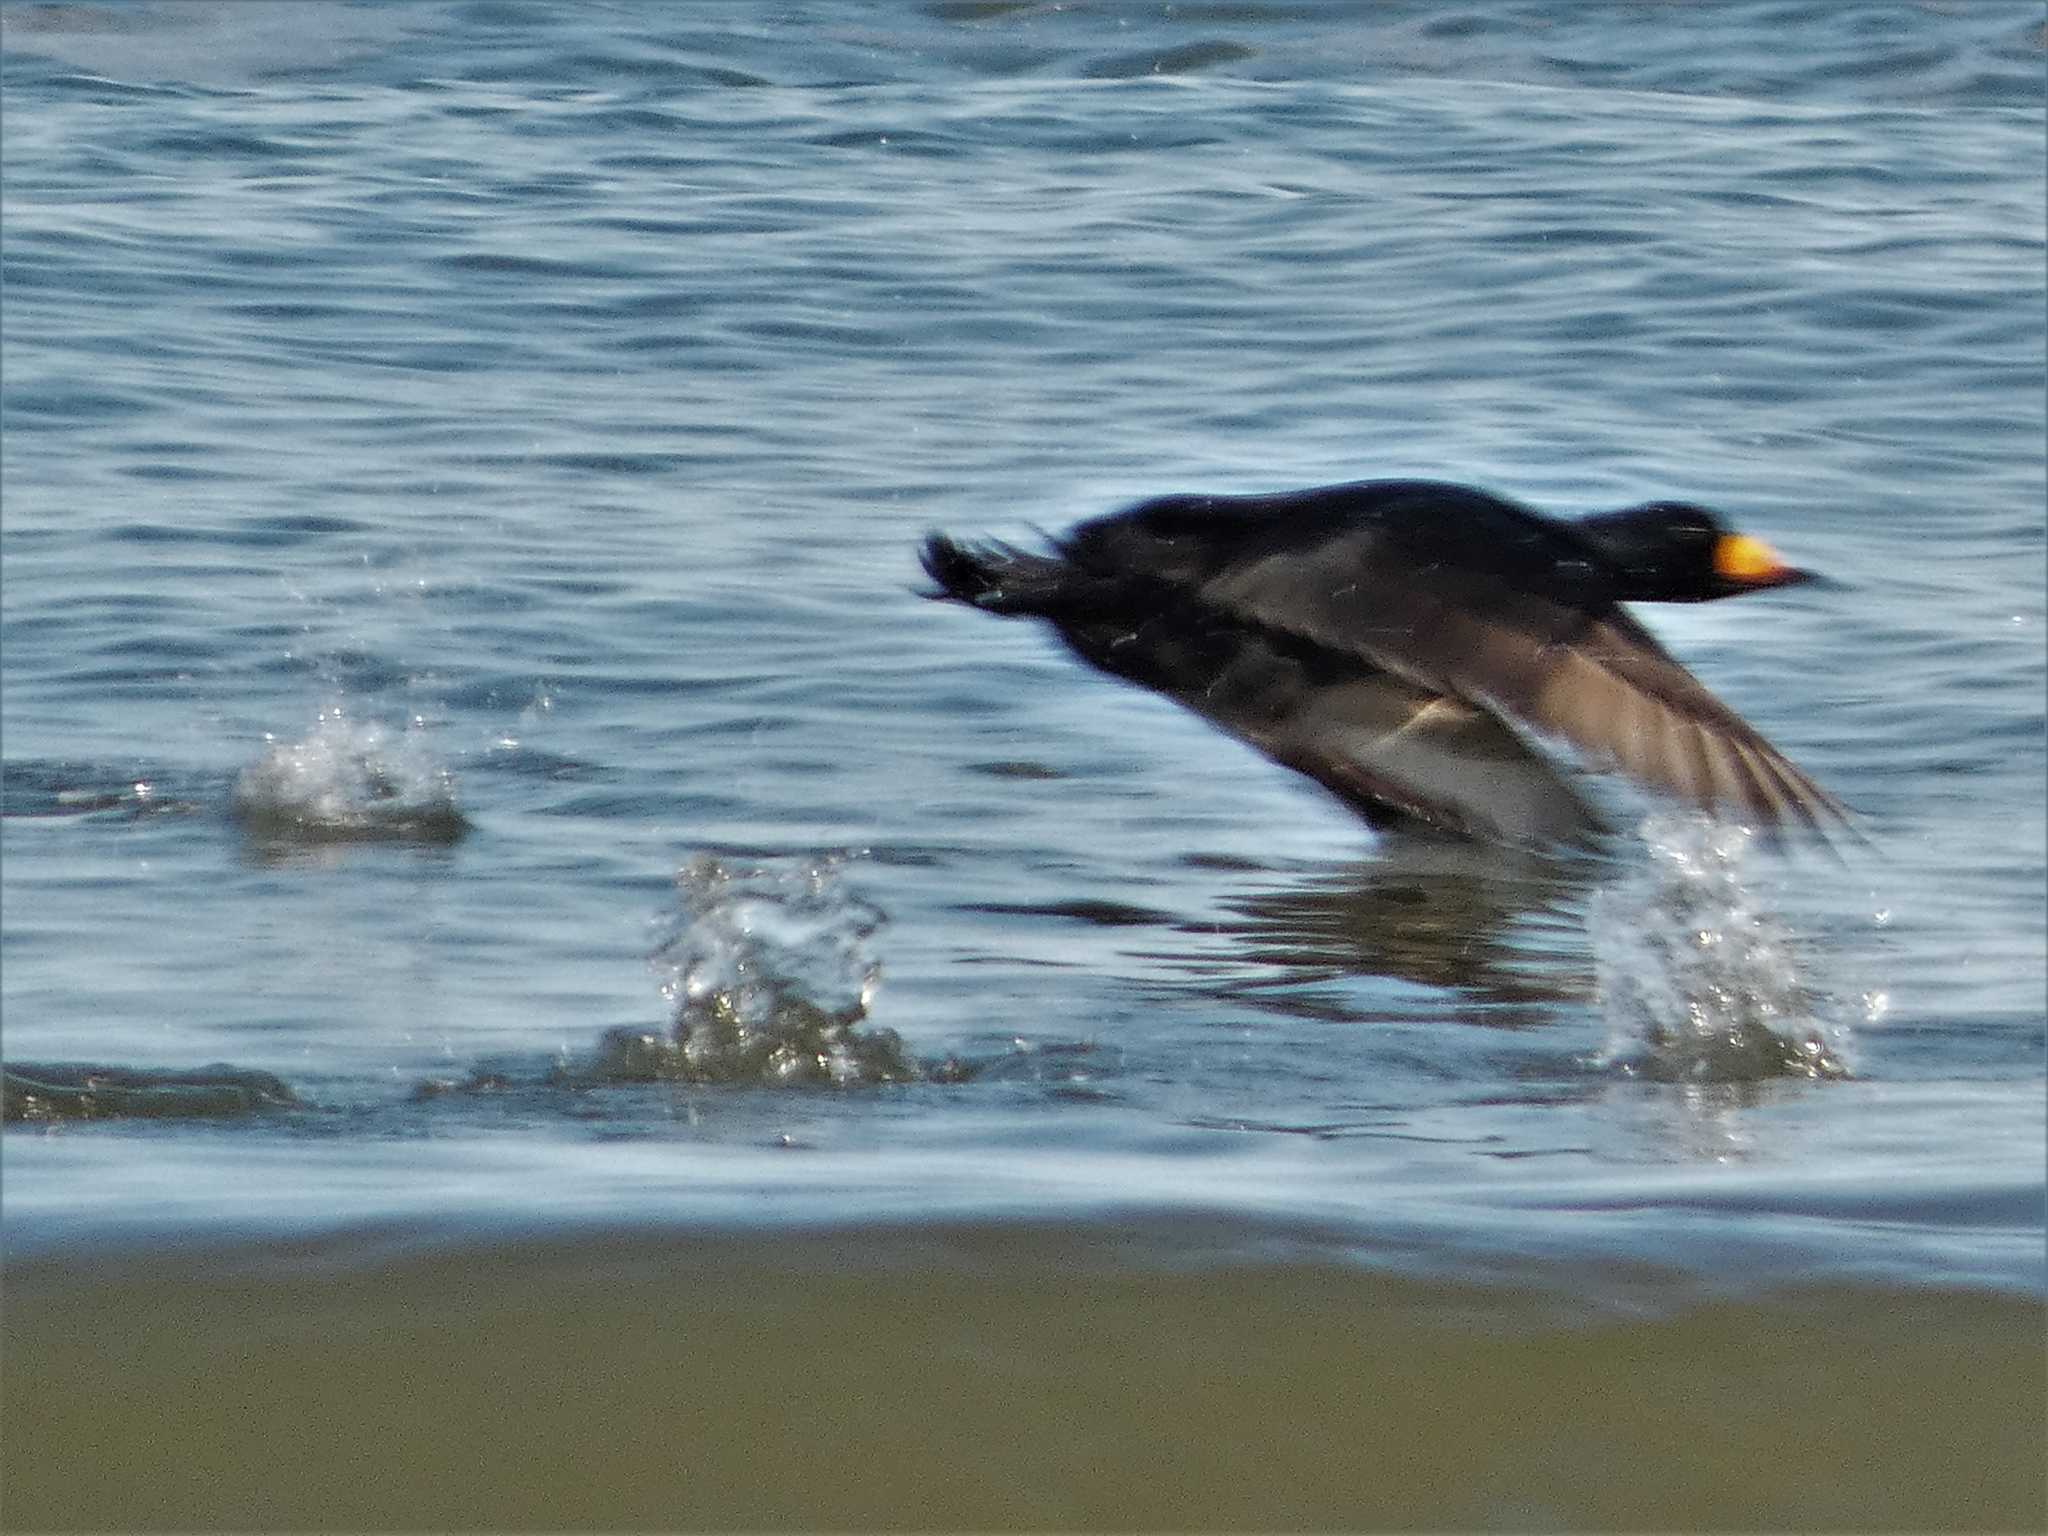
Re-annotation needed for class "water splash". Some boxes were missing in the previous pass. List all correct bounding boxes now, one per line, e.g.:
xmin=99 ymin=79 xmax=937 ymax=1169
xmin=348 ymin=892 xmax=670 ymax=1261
xmin=587 ymin=853 xmax=922 ymax=1087
xmin=231 ymin=706 xmax=468 ymax=844
xmin=1592 ymin=816 xmax=1850 ymax=1082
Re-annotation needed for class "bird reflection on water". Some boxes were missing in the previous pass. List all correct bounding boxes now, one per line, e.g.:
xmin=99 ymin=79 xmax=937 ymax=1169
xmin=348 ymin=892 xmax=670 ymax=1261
xmin=1154 ymin=837 xmax=1602 ymax=1028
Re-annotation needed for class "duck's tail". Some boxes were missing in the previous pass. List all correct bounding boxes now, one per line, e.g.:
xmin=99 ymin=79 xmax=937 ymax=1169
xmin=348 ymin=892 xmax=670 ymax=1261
xmin=918 ymin=533 xmax=1074 ymax=617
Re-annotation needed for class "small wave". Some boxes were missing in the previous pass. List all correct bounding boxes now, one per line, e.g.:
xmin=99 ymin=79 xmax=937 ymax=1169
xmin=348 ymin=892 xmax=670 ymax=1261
xmin=1592 ymin=816 xmax=1850 ymax=1083
xmin=3 ymin=1062 xmax=300 ymax=1123
xmin=231 ymin=707 xmax=468 ymax=845
xmin=0 ymin=761 xmax=207 ymax=821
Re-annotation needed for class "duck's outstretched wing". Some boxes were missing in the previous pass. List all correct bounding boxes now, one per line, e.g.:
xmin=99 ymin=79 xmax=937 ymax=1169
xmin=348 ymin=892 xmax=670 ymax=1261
xmin=1196 ymin=533 xmax=1849 ymax=841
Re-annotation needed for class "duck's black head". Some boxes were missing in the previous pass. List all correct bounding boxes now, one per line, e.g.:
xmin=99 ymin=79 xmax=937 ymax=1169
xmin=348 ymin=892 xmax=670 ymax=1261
xmin=1576 ymin=501 xmax=1817 ymax=603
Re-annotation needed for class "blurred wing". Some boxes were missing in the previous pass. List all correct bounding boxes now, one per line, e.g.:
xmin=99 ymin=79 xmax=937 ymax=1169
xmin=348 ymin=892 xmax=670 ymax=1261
xmin=1522 ymin=613 xmax=1847 ymax=838
xmin=1201 ymin=540 xmax=1848 ymax=839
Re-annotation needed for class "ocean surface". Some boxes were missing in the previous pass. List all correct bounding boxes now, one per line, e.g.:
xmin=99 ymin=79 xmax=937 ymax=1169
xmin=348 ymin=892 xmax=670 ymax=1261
xmin=3 ymin=2 xmax=2044 ymax=1528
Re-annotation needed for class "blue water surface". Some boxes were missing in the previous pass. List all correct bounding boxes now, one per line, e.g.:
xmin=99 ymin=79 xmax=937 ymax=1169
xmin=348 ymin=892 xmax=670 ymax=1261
xmin=3 ymin=0 xmax=2043 ymax=1304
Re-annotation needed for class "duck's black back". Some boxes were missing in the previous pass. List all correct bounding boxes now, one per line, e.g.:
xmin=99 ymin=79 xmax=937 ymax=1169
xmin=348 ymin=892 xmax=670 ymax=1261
xmin=1059 ymin=479 xmax=1616 ymax=615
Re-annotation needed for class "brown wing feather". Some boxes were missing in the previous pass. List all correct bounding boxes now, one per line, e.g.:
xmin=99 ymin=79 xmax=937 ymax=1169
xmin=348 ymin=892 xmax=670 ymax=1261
xmin=1523 ymin=624 xmax=1847 ymax=836
xmin=1200 ymin=540 xmax=1847 ymax=838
